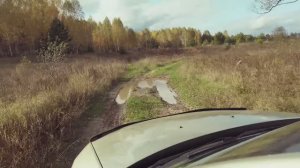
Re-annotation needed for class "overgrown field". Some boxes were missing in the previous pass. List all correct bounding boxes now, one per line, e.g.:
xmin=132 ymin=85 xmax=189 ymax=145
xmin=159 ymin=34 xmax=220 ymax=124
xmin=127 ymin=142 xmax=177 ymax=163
xmin=0 ymin=56 xmax=126 ymax=167
xmin=121 ymin=41 xmax=300 ymax=123
xmin=1 ymin=40 xmax=300 ymax=167
xmin=150 ymin=41 xmax=300 ymax=113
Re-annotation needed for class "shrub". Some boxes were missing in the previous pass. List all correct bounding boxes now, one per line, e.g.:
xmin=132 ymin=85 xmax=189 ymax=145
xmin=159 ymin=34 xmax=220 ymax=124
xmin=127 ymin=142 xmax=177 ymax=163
xmin=256 ymin=38 xmax=264 ymax=45
xmin=38 ymin=41 xmax=67 ymax=63
xmin=213 ymin=32 xmax=226 ymax=45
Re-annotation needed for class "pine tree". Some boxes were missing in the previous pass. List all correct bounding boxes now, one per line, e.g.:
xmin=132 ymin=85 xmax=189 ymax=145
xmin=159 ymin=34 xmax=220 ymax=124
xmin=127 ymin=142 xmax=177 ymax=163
xmin=48 ymin=18 xmax=70 ymax=43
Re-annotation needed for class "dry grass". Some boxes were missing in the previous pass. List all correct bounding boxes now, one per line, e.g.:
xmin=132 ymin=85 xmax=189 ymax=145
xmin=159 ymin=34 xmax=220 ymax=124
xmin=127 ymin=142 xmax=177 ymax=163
xmin=179 ymin=41 xmax=300 ymax=112
xmin=1 ymin=41 xmax=300 ymax=167
xmin=0 ymin=56 xmax=126 ymax=168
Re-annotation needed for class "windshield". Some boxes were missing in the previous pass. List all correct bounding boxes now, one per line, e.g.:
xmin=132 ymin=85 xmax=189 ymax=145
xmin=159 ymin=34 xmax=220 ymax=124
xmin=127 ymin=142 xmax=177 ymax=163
xmin=192 ymin=121 xmax=300 ymax=167
xmin=148 ymin=130 xmax=267 ymax=168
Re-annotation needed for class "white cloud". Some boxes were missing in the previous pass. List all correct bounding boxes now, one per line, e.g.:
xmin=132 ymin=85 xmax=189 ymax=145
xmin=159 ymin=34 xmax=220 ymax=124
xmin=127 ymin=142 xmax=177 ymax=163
xmin=81 ymin=0 xmax=214 ymax=30
xmin=80 ymin=0 xmax=300 ymax=34
xmin=80 ymin=0 xmax=100 ymax=16
xmin=227 ymin=9 xmax=300 ymax=35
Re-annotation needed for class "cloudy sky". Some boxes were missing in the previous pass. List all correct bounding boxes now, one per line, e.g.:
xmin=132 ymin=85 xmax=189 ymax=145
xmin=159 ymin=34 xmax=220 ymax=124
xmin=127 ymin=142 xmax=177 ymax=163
xmin=79 ymin=0 xmax=300 ymax=35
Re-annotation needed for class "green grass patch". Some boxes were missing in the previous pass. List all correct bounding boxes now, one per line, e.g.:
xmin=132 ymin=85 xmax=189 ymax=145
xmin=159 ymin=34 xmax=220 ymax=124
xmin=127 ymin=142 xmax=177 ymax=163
xmin=150 ymin=61 xmax=182 ymax=77
xmin=123 ymin=64 xmax=152 ymax=80
xmin=171 ymin=77 xmax=230 ymax=108
xmin=150 ymin=60 xmax=231 ymax=108
xmin=125 ymin=95 xmax=164 ymax=122
xmin=123 ymin=58 xmax=180 ymax=81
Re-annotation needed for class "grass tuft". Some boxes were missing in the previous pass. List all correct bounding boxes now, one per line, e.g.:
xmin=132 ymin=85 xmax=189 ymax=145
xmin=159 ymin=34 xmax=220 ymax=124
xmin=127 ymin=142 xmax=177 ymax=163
xmin=125 ymin=95 xmax=164 ymax=123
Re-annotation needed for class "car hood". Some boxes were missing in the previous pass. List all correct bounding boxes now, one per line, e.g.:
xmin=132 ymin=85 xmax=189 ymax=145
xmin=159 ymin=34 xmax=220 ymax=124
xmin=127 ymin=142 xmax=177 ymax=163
xmin=82 ymin=110 xmax=300 ymax=168
xmin=196 ymin=153 xmax=300 ymax=168
xmin=194 ymin=153 xmax=300 ymax=168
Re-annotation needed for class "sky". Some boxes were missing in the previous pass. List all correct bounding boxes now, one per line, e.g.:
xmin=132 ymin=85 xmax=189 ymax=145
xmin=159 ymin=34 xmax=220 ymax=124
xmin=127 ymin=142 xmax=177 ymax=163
xmin=79 ymin=0 xmax=300 ymax=35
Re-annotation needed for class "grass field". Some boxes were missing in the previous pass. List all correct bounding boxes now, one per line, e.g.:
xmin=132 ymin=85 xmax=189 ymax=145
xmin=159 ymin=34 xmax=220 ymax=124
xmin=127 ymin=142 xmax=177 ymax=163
xmin=123 ymin=41 xmax=300 ymax=123
xmin=149 ymin=41 xmax=300 ymax=112
xmin=0 ymin=56 xmax=126 ymax=167
xmin=0 ymin=40 xmax=300 ymax=167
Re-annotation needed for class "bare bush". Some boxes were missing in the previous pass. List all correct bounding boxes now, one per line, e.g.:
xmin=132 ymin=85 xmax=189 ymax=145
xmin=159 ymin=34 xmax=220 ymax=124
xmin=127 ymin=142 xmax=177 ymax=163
xmin=38 ymin=42 xmax=67 ymax=63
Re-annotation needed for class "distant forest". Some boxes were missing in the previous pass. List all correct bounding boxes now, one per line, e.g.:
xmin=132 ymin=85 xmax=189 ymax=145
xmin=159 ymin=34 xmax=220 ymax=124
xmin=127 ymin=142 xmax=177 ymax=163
xmin=0 ymin=0 xmax=299 ymax=57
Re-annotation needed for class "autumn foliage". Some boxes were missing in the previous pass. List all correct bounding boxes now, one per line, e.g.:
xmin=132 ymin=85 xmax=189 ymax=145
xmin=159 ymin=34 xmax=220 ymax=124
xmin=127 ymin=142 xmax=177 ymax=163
xmin=1 ymin=0 xmax=287 ymax=58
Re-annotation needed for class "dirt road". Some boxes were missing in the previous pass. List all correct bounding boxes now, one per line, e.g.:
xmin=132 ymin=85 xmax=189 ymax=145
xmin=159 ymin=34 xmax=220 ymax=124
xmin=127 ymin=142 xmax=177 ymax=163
xmin=54 ymin=76 xmax=187 ymax=167
xmin=54 ymin=83 xmax=125 ymax=168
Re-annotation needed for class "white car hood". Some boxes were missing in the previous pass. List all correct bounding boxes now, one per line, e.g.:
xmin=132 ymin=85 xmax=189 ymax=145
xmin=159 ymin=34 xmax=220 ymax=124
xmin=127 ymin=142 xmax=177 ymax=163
xmin=88 ymin=110 xmax=300 ymax=168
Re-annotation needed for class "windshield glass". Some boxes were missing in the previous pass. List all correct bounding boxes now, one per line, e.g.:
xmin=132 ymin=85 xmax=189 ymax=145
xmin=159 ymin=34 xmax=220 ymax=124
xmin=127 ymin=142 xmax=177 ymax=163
xmin=186 ymin=121 xmax=300 ymax=167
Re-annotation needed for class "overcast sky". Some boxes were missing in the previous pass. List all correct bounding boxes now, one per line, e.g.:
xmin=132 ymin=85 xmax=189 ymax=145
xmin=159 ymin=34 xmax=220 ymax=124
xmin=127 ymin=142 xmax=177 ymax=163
xmin=79 ymin=0 xmax=300 ymax=35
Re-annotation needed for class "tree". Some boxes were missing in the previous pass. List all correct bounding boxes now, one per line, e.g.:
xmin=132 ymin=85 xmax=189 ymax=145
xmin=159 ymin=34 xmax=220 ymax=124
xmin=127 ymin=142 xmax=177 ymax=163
xmin=223 ymin=31 xmax=236 ymax=45
xmin=48 ymin=18 xmax=70 ymax=44
xmin=102 ymin=17 xmax=113 ymax=52
xmin=213 ymin=32 xmax=226 ymax=45
xmin=245 ymin=35 xmax=255 ymax=42
xmin=0 ymin=0 xmax=24 ymax=56
xmin=225 ymin=36 xmax=236 ymax=45
xmin=201 ymin=30 xmax=213 ymax=44
xmin=179 ymin=28 xmax=189 ymax=47
xmin=140 ymin=28 xmax=151 ymax=49
xmin=92 ymin=22 xmax=103 ymax=53
xmin=185 ymin=28 xmax=198 ymax=47
xmin=265 ymin=34 xmax=272 ymax=41
xmin=254 ymin=0 xmax=298 ymax=13
xmin=273 ymin=26 xmax=287 ymax=39
xmin=156 ymin=30 xmax=170 ymax=48
xmin=257 ymin=33 xmax=267 ymax=41
xmin=170 ymin=28 xmax=184 ymax=48
xmin=126 ymin=28 xmax=137 ymax=49
xmin=62 ymin=0 xmax=84 ymax=19
xmin=139 ymin=29 xmax=159 ymax=49
xmin=256 ymin=33 xmax=266 ymax=44
xmin=235 ymin=33 xmax=246 ymax=43
xmin=290 ymin=32 xmax=300 ymax=38
xmin=112 ymin=18 xmax=126 ymax=53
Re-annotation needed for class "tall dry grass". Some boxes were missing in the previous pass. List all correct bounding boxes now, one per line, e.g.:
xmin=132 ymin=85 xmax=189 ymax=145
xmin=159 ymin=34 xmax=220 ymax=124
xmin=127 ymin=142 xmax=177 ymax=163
xmin=181 ymin=41 xmax=300 ymax=112
xmin=0 ymin=57 xmax=126 ymax=167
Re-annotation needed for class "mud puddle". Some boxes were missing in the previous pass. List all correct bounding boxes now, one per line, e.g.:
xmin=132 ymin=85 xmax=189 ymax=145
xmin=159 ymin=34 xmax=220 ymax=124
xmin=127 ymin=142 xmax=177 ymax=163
xmin=153 ymin=80 xmax=178 ymax=105
xmin=116 ymin=79 xmax=178 ymax=105
xmin=115 ymin=85 xmax=133 ymax=105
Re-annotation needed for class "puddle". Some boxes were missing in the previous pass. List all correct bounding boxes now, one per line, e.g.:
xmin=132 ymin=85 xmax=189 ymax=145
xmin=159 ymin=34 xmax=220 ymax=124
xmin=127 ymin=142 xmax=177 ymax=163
xmin=154 ymin=80 xmax=178 ymax=105
xmin=138 ymin=79 xmax=178 ymax=105
xmin=115 ymin=85 xmax=133 ymax=105
xmin=116 ymin=79 xmax=178 ymax=105
xmin=138 ymin=79 xmax=155 ymax=89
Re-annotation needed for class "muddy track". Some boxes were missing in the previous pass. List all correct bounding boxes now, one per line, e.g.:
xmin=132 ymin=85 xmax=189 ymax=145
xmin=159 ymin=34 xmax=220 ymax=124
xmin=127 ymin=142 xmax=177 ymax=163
xmin=54 ymin=83 xmax=125 ymax=168
xmin=54 ymin=76 xmax=187 ymax=167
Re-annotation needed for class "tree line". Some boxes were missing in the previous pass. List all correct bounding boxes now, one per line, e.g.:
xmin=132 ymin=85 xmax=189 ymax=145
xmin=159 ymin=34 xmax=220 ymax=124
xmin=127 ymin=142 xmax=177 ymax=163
xmin=0 ymin=0 xmax=296 ymax=57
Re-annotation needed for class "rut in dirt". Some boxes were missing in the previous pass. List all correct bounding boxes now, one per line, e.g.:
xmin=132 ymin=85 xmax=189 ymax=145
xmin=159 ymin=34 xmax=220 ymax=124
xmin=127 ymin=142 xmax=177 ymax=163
xmin=54 ymin=77 xmax=187 ymax=167
xmin=54 ymin=82 xmax=125 ymax=168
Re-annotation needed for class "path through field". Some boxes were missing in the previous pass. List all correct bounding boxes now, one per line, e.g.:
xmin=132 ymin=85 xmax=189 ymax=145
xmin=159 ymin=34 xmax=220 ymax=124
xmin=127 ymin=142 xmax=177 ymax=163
xmin=54 ymin=82 xmax=126 ymax=168
xmin=54 ymin=64 xmax=188 ymax=168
